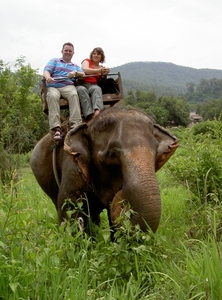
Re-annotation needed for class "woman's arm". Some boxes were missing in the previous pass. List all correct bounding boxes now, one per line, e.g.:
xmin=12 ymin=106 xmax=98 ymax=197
xmin=82 ymin=60 xmax=110 ymax=75
xmin=81 ymin=60 xmax=102 ymax=74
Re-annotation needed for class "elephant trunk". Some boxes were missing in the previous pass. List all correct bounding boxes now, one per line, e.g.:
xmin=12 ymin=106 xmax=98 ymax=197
xmin=121 ymin=147 xmax=161 ymax=233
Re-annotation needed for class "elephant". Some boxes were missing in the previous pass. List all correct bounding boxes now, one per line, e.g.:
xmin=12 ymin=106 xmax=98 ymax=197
xmin=30 ymin=106 xmax=179 ymax=236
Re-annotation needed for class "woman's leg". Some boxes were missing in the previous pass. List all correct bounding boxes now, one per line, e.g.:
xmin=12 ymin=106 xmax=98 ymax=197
xmin=76 ymin=85 xmax=94 ymax=118
xmin=87 ymin=85 xmax=104 ymax=113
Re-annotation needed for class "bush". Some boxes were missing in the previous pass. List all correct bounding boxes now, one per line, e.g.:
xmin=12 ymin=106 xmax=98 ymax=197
xmin=0 ymin=151 xmax=31 ymax=185
xmin=166 ymin=121 xmax=222 ymax=203
xmin=192 ymin=119 xmax=222 ymax=139
xmin=0 ymin=149 xmax=15 ymax=184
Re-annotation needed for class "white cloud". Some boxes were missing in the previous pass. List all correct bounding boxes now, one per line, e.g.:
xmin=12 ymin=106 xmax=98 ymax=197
xmin=1 ymin=0 xmax=222 ymax=74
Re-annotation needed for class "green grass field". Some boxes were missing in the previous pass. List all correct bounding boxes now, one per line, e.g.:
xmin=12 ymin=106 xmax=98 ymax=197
xmin=0 ymin=166 xmax=221 ymax=300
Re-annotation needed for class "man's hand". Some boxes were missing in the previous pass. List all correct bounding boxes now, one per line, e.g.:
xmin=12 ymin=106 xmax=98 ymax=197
xmin=68 ymin=71 xmax=76 ymax=78
xmin=45 ymin=77 xmax=54 ymax=83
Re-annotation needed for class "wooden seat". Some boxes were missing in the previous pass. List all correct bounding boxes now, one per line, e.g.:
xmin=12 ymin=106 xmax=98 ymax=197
xmin=40 ymin=72 xmax=124 ymax=114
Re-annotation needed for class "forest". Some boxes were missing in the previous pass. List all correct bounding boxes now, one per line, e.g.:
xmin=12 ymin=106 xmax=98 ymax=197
xmin=0 ymin=58 xmax=222 ymax=299
xmin=112 ymin=61 xmax=222 ymax=96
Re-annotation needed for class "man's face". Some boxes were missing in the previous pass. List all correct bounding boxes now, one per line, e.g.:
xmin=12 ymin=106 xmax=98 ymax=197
xmin=62 ymin=45 xmax=74 ymax=62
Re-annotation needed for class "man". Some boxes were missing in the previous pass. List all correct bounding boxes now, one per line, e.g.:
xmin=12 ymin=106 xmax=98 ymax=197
xmin=43 ymin=42 xmax=84 ymax=141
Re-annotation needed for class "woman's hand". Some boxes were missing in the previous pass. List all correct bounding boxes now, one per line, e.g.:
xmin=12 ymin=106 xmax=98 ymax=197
xmin=101 ymin=67 xmax=110 ymax=75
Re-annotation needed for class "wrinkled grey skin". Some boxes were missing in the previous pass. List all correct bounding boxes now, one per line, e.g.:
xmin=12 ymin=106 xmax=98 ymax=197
xmin=30 ymin=106 xmax=179 ymax=235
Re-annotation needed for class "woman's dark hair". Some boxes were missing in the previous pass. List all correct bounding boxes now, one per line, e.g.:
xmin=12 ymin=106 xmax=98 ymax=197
xmin=90 ymin=47 xmax=105 ymax=63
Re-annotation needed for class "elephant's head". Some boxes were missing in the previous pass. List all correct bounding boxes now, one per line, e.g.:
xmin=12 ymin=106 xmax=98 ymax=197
xmin=64 ymin=107 xmax=179 ymax=233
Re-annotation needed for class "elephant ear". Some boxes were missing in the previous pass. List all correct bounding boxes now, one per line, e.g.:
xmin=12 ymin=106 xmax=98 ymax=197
xmin=63 ymin=123 xmax=91 ymax=180
xmin=64 ymin=123 xmax=87 ymax=155
xmin=153 ymin=124 xmax=179 ymax=172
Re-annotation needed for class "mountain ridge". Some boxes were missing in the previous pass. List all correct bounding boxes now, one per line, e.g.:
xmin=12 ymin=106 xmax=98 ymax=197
xmin=110 ymin=61 xmax=222 ymax=95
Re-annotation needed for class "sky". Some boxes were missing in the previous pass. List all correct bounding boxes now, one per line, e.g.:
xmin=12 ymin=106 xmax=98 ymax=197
xmin=1 ymin=0 xmax=222 ymax=74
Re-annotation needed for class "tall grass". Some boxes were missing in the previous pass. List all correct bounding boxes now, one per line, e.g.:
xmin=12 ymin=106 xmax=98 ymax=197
xmin=0 ymin=165 xmax=221 ymax=299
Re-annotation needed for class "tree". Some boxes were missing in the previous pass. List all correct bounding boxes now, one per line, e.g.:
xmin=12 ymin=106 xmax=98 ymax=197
xmin=158 ymin=96 xmax=190 ymax=127
xmin=0 ymin=57 xmax=48 ymax=183
xmin=186 ymin=82 xmax=195 ymax=93
xmin=1 ymin=57 xmax=48 ymax=153
xmin=197 ymin=99 xmax=222 ymax=121
xmin=185 ymin=78 xmax=222 ymax=104
xmin=123 ymin=91 xmax=190 ymax=127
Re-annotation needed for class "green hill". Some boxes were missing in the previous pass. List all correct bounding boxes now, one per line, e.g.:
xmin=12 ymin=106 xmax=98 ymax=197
xmin=111 ymin=61 xmax=222 ymax=96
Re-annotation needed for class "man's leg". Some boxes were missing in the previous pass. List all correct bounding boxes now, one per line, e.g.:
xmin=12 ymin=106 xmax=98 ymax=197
xmin=59 ymin=85 xmax=82 ymax=127
xmin=76 ymin=85 xmax=94 ymax=118
xmin=46 ymin=87 xmax=61 ymax=130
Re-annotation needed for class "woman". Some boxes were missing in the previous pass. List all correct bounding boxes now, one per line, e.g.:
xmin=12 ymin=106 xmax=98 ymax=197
xmin=76 ymin=47 xmax=110 ymax=120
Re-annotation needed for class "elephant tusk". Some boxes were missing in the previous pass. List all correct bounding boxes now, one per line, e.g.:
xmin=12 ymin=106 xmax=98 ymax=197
xmin=110 ymin=190 xmax=129 ymax=226
xmin=77 ymin=217 xmax=84 ymax=231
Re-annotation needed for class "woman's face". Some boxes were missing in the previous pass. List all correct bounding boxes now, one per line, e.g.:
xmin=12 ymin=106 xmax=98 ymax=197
xmin=92 ymin=51 xmax=102 ymax=63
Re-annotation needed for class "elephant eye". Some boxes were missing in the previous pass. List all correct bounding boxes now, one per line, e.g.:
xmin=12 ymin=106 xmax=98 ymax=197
xmin=70 ymin=151 xmax=80 ymax=157
xmin=107 ymin=148 xmax=122 ymax=163
xmin=108 ymin=149 xmax=117 ymax=158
